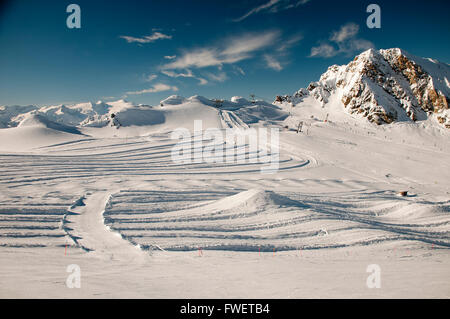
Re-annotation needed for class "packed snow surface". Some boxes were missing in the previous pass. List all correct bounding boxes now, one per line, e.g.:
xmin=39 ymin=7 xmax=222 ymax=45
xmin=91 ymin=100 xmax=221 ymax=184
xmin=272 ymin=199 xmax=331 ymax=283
xmin=0 ymin=86 xmax=449 ymax=297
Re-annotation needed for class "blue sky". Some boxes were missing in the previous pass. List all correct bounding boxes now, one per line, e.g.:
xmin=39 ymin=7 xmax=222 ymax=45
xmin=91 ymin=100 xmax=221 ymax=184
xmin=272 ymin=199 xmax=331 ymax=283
xmin=0 ymin=0 xmax=449 ymax=106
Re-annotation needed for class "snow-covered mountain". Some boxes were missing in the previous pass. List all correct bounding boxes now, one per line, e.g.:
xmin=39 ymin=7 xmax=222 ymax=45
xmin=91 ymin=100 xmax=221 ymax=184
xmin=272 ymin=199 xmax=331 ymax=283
xmin=2 ymin=48 xmax=448 ymax=132
xmin=275 ymin=48 xmax=450 ymax=128
xmin=0 ymin=101 xmax=114 ymax=128
xmin=0 ymin=95 xmax=283 ymax=131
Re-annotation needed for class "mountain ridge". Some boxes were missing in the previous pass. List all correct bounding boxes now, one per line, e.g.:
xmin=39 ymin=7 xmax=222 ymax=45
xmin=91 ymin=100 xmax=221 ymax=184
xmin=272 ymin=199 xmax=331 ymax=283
xmin=1 ymin=48 xmax=449 ymax=130
xmin=275 ymin=48 xmax=450 ymax=128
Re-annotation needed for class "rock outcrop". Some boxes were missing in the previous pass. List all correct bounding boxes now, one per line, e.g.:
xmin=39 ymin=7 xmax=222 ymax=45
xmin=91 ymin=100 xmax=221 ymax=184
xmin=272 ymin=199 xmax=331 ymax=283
xmin=276 ymin=48 xmax=450 ymax=128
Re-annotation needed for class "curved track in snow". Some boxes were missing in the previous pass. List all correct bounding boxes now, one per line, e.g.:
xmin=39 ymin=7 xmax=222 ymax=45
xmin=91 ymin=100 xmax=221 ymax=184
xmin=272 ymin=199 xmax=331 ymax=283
xmin=0 ymin=109 xmax=448 ymax=257
xmin=104 ymin=189 xmax=450 ymax=252
xmin=0 ymin=131 xmax=312 ymax=186
xmin=66 ymin=191 xmax=147 ymax=261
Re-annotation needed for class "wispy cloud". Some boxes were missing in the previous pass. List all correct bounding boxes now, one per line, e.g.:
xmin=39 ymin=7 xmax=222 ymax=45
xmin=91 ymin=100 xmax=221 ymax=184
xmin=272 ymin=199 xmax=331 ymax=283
xmin=310 ymin=43 xmax=338 ymax=58
xmin=161 ymin=69 xmax=208 ymax=85
xmin=233 ymin=0 xmax=281 ymax=22
xmin=310 ymin=23 xmax=374 ymax=58
xmin=161 ymin=69 xmax=194 ymax=78
xmin=144 ymin=74 xmax=158 ymax=82
xmin=161 ymin=31 xmax=279 ymax=70
xmin=158 ymin=30 xmax=299 ymax=86
xmin=276 ymin=34 xmax=303 ymax=52
xmin=262 ymin=34 xmax=302 ymax=71
xmin=198 ymin=78 xmax=208 ymax=85
xmin=126 ymin=83 xmax=178 ymax=95
xmin=205 ymin=71 xmax=228 ymax=82
xmin=164 ymin=55 xmax=176 ymax=60
xmin=233 ymin=66 xmax=246 ymax=76
xmin=120 ymin=32 xmax=172 ymax=44
xmin=100 ymin=96 xmax=117 ymax=101
xmin=330 ymin=23 xmax=359 ymax=43
xmin=264 ymin=54 xmax=283 ymax=71
xmin=233 ymin=0 xmax=310 ymax=22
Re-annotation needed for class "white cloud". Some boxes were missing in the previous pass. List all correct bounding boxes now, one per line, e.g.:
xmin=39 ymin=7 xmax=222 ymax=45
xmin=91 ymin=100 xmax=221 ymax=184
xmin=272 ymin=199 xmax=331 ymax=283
xmin=161 ymin=31 xmax=279 ymax=70
xmin=348 ymin=39 xmax=374 ymax=51
xmin=284 ymin=0 xmax=311 ymax=9
xmin=310 ymin=23 xmax=374 ymax=58
xmin=161 ymin=69 xmax=208 ymax=85
xmin=222 ymin=32 xmax=278 ymax=57
xmin=100 ymin=96 xmax=117 ymax=101
xmin=330 ymin=23 xmax=359 ymax=43
xmin=144 ymin=74 xmax=158 ymax=82
xmin=233 ymin=0 xmax=310 ymax=22
xmin=120 ymin=32 xmax=172 ymax=44
xmin=163 ymin=48 xmax=221 ymax=69
xmin=310 ymin=43 xmax=338 ymax=58
xmin=264 ymin=54 xmax=283 ymax=71
xmin=261 ymin=34 xmax=303 ymax=70
xmin=198 ymin=78 xmax=208 ymax=85
xmin=234 ymin=66 xmax=246 ymax=75
xmin=161 ymin=69 xmax=194 ymax=78
xmin=233 ymin=0 xmax=281 ymax=22
xmin=164 ymin=55 xmax=176 ymax=59
xmin=126 ymin=83 xmax=178 ymax=95
xmin=277 ymin=34 xmax=303 ymax=52
xmin=205 ymin=72 xmax=228 ymax=82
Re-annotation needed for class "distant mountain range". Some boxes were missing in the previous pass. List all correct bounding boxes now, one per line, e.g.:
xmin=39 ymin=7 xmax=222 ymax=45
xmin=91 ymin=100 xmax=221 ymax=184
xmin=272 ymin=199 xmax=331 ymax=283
xmin=1 ymin=48 xmax=449 ymax=131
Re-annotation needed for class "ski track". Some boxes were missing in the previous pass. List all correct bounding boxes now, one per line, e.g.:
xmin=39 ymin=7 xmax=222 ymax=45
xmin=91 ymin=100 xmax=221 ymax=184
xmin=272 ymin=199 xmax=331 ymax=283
xmin=0 ymin=130 xmax=311 ymax=255
xmin=65 ymin=192 xmax=147 ymax=261
xmin=0 ymin=123 xmax=449 ymax=258
xmin=103 ymin=189 xmax=450 ymax=252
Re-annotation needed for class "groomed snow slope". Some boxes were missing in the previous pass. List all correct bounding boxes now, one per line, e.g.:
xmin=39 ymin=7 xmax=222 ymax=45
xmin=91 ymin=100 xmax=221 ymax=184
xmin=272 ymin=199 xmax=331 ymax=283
xmin=0 ymin=96 xmax=288 ymax=150
xmin=0 ymin=92 xmax=449 ymax=297
xmin=0 ymin=114 xmax=86 ymax=152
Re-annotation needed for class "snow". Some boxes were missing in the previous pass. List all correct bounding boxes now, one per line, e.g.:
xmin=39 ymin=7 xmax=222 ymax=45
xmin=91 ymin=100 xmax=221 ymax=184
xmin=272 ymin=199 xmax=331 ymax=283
xmin=160 ymin=95 xmax=187 ymax=105
xmin=0 ymin=51 xmax=449 ymax=298
xmin=0 ymin=104 xmax=38 ymax=128
xmin=395 ymin=49 xmax=450 ymax=97
xmin=0 ymin=114 xmax=86 ymax=152
xmin=277 ymin=48 xmax=450 ymax=127
xmin=230 ymin=96 xmax=249 ymax=104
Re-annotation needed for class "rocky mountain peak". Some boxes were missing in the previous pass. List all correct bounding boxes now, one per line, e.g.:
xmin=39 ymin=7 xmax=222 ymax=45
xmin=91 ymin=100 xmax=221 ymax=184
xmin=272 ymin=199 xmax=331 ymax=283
xmin=276 ymin=48 xmax=450 ymax=128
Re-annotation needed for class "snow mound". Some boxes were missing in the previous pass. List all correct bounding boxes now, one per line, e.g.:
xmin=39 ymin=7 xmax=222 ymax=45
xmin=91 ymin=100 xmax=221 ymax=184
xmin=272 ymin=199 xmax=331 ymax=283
xmin=208 ymin=189 xmax=301 ymax=212
xmin=0 ymin=105 xmax=38 ymax=128
xmin=18 ymin=113 xmax=83 ymax=135
xmin=233 ymin=104 xmax=289 ymax=124
xmin=157 ymin=100 xmax=222 ymax=131
xmin=187 ymin=95 xmax=215 ymax=106
xmin=230 ymin=96 xmax=250 ymax=105
xmin=160 ymin=95 xmax=187 ymax=105
xmin=0 ymin=114 xmax=85 ymax=151
xmin=109 ymin=106 xmax=165 ymax=127
xmin=86 ymin=98 xmax=223 ymax=135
